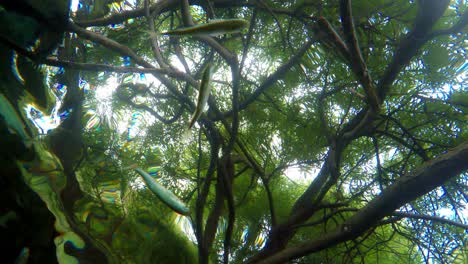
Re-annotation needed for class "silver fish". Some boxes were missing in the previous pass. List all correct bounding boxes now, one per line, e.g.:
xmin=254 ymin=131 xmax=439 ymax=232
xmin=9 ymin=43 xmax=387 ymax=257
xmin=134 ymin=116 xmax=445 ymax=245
xmin=188 ymin=63 xmax=213 ymax=129
xmin=134 ymin=168 xmax=190 ymax=216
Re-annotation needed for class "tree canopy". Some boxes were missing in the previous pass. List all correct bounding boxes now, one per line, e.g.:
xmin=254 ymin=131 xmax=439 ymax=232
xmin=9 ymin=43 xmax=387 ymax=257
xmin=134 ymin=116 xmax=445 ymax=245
xmin=0 ymin=0 xmax=467 ymax=263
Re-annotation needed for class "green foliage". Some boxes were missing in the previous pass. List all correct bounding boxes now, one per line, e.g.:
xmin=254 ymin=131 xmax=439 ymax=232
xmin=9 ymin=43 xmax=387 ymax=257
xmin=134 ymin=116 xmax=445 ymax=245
xmin=2 ymin=0 xmax=466 ymax=263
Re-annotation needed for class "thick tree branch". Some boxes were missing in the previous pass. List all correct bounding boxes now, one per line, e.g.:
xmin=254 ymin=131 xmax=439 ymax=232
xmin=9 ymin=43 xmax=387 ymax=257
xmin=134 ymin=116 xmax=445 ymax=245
xmin=315 ymin=17 xmax=350 ymax=63
xmin=68 ymin=22 xmax=151 ymax=67
xmin=250 ymin=146 xmax=342 ymax=262
xmin=220 ymin=156 xmax=235 ymax=264
xmin=429 ymin=10 xmax=468 ymax=38
xmin=253 ymin=141 xmax=468 ymax=263
xmin=48 ymin=59 xmax=198 ymax=86
xmin=339 ymin=0 xmax=380 ymax=111
xmin=252 ymin=4 xmax=453 ymax=258
xmin=0 ymin=32 xmax=199 ymax=89
xmin=75 ymin=0 xmax=178 ymax=27
xmin=74 ymin=0 xmax=249 ymax=27
xmin=293 ymin=208 xmax=358 ymax=229
xmin=66 ymin=22 xmax=197 ymax=109
xmin=225 ymin=62 xmax=241 ymax=155
xmin=195 ymin=129 xmax=221 ymax=264
xmin=202 ymin=166 xmax=225 ymax=264
xmin=181 ymin=0 xmax=195 ymax=26
xmin=377 ymin=0 xmax=450 ymax=99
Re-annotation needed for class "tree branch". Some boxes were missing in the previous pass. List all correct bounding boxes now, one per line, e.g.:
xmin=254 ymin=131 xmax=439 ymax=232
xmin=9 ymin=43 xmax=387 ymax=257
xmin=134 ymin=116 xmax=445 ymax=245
xmin=377 ymin=0 xmax=450 ymax=99
xmin=181 ymin=0 xmax=195 ymax=26
xmin=339 ymin=0 xmax=380 ymax=111
xmin=196 ymin=128 xmax=221 ymax=264
xmin=218 ymin=40 xmax=314 ymax=119
xmin=429 ymin=10 xmax=468 ymax=38
xmin=74 ymin=0 xmax=256 ymax=27
xmin=202 ymin=165 xmax=225 ymax=263
xmin=75 ymin=0 xmax=179 ymax=27
xmin=252 ymin=141 xmax=468 ymax=263
xmin=220 ymin=156 xmax=235 ymax=264
xmin=145 ymin=0 xmax=169 ymax=68
xmin=314 ymin=16 xmax=350 ymax=63
xmin=48 ymin=59 xmax=198 ymax=86
xmin=66 ymin=21 xmax=195 ymax=109
xmin=392 ymin=211 xmax=468 ymax=230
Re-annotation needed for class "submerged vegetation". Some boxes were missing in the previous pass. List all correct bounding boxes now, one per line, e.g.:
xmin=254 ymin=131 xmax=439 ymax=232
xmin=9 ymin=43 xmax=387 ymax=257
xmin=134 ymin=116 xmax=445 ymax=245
xmin=0 ymin=0 xmax=467 ymax=263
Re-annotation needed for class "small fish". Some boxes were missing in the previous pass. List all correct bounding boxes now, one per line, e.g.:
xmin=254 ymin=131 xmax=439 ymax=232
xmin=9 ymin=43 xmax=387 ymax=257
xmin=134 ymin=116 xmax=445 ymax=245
xmin=134 ymin=168 xmax=190 ymax=216
xmin=188 ymin=63 xmax=213 ymax=129
xmin=162 ymin=19 xmax=248 ymax=36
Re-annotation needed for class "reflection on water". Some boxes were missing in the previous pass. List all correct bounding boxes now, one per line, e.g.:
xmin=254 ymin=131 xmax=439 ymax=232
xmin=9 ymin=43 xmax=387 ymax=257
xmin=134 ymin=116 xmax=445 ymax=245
xmin=85 ymin=110 xmax=101 ymax=130
xmin=26 ymin=105 xmax=59 ymax=134
xmin=11 ymin=52 xmax=25 ymax=85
